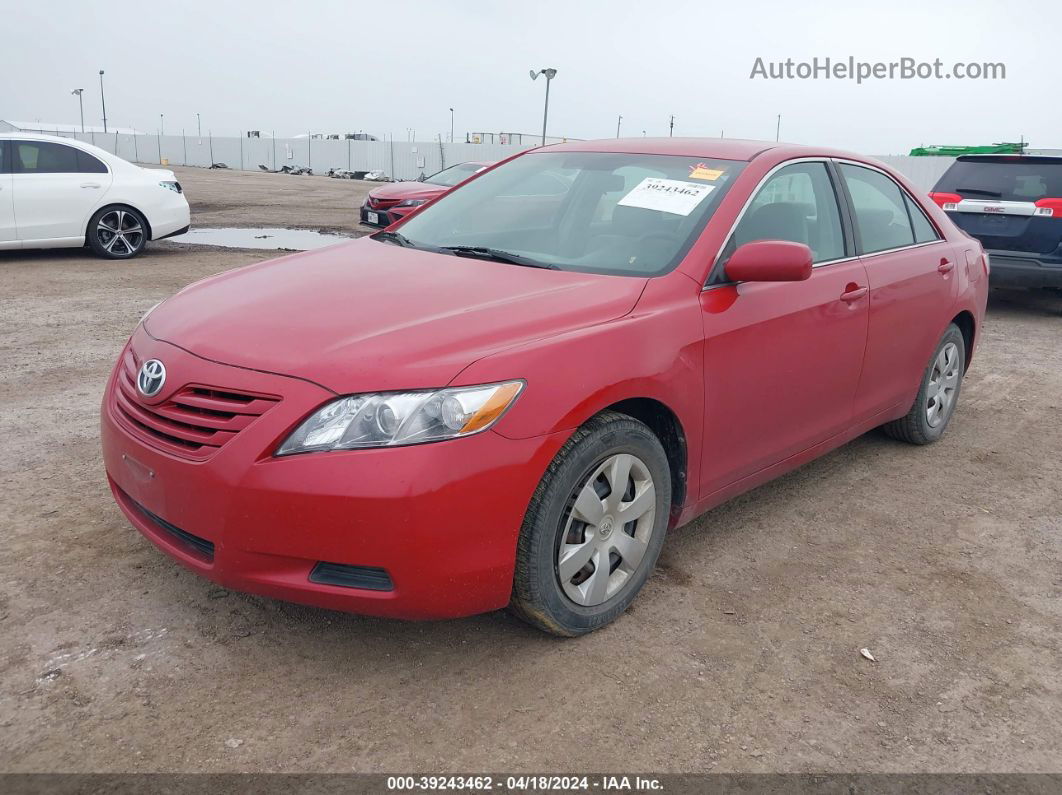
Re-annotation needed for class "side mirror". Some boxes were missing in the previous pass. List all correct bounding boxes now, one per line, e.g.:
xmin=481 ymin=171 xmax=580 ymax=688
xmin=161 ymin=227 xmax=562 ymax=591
xmin=724 ymin=240 xmax=813 ymax=283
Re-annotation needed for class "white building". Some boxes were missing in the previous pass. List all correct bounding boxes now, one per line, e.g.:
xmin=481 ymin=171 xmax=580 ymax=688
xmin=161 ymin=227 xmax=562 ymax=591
xmin=0 ymin=119 xmax=143 ymax=136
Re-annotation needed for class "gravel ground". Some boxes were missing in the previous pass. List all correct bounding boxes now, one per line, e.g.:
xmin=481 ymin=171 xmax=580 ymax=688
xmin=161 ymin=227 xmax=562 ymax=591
xmin=166 ymin=164 xmax=378 ymax=233
xmin=1 ymin=166 xmax=1060 ymax=773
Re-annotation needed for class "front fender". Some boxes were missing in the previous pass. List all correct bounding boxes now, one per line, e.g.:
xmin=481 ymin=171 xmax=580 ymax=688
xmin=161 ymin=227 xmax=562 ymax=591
xmin=450 ymin=273 xmax=705 ymax=483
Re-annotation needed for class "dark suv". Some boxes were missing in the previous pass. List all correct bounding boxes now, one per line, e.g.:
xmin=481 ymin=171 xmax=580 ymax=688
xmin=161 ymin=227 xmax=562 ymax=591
xmin=930 ymin=155 xmax=1062 ymax=287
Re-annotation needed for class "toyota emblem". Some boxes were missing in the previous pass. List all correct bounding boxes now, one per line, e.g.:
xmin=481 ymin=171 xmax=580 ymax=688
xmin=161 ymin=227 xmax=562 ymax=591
xmin=137 ymin=359 xmax=167 ymax=397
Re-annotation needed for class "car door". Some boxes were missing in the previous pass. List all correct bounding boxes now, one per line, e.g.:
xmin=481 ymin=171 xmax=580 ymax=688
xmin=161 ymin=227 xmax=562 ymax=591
xmin=836 ymin=162 xmax=959 ymax=420
xmin=11 ymin=139 xmax=111 ymax=242
xmin=698 ymin=160 xmax=870 ymax=497
xmin=0 ymin=141 xmax=16 ymax=246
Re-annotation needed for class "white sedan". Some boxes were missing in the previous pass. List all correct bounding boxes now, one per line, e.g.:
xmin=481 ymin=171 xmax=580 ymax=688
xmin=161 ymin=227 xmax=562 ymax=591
xmin=0 ymin=133 xmax=190 ymax=259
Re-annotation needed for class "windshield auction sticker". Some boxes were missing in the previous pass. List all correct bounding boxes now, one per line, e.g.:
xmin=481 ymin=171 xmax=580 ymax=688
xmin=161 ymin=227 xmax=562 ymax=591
xmin=688 ymin=163 xmax=726 ymax=180
xmin=617 ymin=178 xmax=716 ymax=216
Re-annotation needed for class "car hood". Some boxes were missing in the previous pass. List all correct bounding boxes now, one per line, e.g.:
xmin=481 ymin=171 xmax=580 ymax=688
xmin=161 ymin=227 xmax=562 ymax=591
xmin=368 ymin=181 xmax=447 ymax=202
xmin=144 ymin=238 xmax=647 ymax=393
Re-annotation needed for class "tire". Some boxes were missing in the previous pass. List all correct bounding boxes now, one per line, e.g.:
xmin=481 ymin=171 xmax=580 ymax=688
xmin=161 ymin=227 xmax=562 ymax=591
xmin=882 ymin=324 xmax=966 ymax=445
xmin=509 ymin=411 xmax=672 ymax=636
xmin=87 ymin=206 xmax=148 ymax=259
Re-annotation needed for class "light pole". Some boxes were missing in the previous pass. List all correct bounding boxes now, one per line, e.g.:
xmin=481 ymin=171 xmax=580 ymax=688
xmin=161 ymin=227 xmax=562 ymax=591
xmin=71 ymin=89 xmax=85 ymax=133
xmin=449 ymin=107 xmax=454 ymax=143
xmin=616 ymin=114 xmax=622 ymax=138
xmin=196 ymin=113 xmax=201 ymax=138
xmin=160 ymin=114 xmax=164 ymax=135
xmin=669 ymin=115 xmax=675 ymax=137
xmin=529 ymin=68 xmax=557 ymax=146
xmin=98 ymin=70 xmax=108 ymax=133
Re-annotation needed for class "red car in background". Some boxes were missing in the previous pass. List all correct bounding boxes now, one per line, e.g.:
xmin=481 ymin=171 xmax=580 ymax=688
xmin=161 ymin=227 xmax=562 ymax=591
xmin=102 ymin=138 xmax=988 ymax=636
xmin=359 ymin=160 xmax=491 ymax=227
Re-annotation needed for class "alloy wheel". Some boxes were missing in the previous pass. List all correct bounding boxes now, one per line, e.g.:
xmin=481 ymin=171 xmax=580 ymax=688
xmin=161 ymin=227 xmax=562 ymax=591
xmin=926 ymin=342 xmax=960 ymax=428
xmin=556 ymin=453 xmax=657 ymax=606
xmin=96 ymin=209 xmax=144 ymax=256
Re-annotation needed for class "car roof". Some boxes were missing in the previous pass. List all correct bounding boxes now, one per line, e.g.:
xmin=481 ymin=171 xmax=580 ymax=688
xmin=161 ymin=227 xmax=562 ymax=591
xmin=539 ymin=137 xmax=877 ymax=165
xmin=1 ymin=132 xmax=87 ymax=141
xmin=0 ymin=131 xmax=132 ymax=167
xmin=955 ymin=153 xmax=1062 ymax=162
xmin=1 ymin=131 xmax=108 ymax=153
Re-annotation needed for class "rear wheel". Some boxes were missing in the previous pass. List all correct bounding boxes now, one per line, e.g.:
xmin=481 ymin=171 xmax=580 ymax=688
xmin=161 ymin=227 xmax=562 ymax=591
xmin=509 ymin=411 xmax=671 ymax=636
xmin=882 ymin=324 xmax=966 ymax=445
xmin=87 ymin=206 xmax=148 ymax=259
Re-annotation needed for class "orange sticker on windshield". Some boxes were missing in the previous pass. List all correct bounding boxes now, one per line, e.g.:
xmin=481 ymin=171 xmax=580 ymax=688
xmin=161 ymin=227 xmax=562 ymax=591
xmin=688 ymin=163 xmax=724 ymax=181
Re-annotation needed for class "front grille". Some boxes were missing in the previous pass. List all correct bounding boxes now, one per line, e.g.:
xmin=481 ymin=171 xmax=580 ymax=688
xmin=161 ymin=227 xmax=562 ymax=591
xmin=309 ymin=562 xmax=394 ymax=591
xmin=113 ymin=348 xmax=280 ymax=461
xmin=123 ymin=489 xmax=215 ymax=561
xmin=368 ymin=196 xmax=401 ymax=210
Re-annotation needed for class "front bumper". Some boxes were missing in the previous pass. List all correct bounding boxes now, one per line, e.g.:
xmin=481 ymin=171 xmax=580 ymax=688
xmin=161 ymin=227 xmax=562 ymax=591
xmin=101 ymin=327 xmax=566 ymax=619
xmin=986 ymin=250 xmax=1062 ymax=288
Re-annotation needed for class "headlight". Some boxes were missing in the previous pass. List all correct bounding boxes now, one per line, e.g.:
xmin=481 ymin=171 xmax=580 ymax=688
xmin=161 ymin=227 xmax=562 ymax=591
xmin=159 ymin=180 xmax=182 ymax=193
xmin=276 ymin=381 xmax=524 ymax=455
xmin=395 ymin=198 xmax=428 ymax=207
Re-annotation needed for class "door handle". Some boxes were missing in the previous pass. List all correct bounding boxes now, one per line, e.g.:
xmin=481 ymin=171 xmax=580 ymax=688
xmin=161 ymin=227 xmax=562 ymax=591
xmin=80 ymin=182 xmax=101 ymax=189
xmin=937 ymin=258 xmax=955 ymax=274
xmin=839 ymin=286 xmax=868 ymax=303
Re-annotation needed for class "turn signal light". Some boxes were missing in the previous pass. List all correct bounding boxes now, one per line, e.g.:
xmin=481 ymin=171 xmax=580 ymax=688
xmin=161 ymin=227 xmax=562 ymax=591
xmin=459 ymin=382 xmax=524 ymax=433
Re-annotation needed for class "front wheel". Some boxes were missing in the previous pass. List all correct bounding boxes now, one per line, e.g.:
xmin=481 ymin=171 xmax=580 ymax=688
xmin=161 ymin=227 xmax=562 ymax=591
xmin=88 ymin=206 xmax=148 ymax=259
xmin=509 ymin=411 xmax=671 ymax=636
xmin=882 ymin=324 xmax=966 ymax=445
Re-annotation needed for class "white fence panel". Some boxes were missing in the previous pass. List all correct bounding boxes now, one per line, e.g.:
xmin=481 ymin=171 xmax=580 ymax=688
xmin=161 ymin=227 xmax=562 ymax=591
xmin=56 ymin=131 xmax=543 ymax=180
xmin=876 ymin=155 xmax=955 ymax=193
xmin=27 ymin=128 xmax=958 ymax=192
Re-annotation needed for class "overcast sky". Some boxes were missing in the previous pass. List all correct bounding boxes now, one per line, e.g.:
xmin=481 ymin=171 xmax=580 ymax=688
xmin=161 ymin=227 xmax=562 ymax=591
xmin=3 ymin=0 xmax=1059 ymax=153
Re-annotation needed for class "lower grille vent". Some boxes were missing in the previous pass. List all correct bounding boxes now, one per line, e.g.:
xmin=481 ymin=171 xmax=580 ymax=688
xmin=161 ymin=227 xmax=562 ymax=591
xmin=309 ymin=562 xmax=394 ymax=591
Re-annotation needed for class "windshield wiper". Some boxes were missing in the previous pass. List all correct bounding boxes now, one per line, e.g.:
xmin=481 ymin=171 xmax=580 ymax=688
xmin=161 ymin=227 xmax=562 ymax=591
xmin=440 ymin=245 xmax=558 ymax=269
xmin=372 ymin=230 xmax=415 ymax=247
xmin=955 ymin=187 xmax=1003 ymax=197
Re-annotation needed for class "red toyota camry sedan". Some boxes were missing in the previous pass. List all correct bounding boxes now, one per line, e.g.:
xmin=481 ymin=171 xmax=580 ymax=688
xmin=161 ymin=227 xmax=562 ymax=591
xmin=359 ymin=160 xmax=491 ymax=227
xmin=101 ymin=139 xmax=988 ymax=636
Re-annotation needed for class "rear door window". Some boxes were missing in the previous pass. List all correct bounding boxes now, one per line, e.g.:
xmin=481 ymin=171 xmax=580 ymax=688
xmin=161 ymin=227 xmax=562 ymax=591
xmin=840 ymin=164 xmax=916 ymax=254
xmin=934 ymin=157 xmax=1062 ymax=201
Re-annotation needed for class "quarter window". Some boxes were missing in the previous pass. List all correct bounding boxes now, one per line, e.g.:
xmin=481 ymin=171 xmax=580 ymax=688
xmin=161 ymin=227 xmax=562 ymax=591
xmin=904 ymin=194 xmax=940 ymax=244
xmin=730 ymin=162 xmax=846 ymax=264
xmin=76 ymin=150 xmax=108 ymax=174
xmin=840 ymin=164 xmax=917 ymax=254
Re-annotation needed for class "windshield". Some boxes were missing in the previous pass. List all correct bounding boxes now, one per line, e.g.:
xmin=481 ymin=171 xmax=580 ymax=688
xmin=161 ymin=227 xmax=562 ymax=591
xmin=936 ymin=157 xmax=1062 ymax=201
xmin=425 ymin=162 xmax=487 ymax=187
xmin=390 ymin=151 xmax=745 ymax=276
